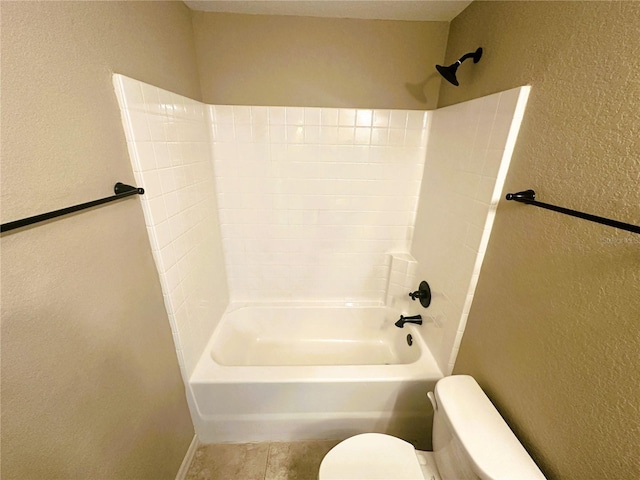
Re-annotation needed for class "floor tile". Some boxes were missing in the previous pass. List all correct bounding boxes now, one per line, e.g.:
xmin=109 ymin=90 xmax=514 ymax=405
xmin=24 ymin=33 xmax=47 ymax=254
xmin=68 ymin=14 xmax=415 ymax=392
xmin=185 ymin=443 xmax=270 ymax=480
xmin=264 ymin=440 xmax=341 ymax=480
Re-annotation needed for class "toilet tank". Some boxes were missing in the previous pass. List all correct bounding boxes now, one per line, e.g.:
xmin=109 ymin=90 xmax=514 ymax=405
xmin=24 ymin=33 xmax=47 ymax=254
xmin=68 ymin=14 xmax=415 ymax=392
xmin=432 ymin=375 xmax=546 ymax=480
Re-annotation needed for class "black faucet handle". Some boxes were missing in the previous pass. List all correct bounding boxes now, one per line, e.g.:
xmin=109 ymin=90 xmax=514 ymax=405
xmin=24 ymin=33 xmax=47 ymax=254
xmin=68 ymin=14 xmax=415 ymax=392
xmin=408 ymin=281 xmax=432 ymax=308
xmin=401 ymin=314 xmax=422 ymax=320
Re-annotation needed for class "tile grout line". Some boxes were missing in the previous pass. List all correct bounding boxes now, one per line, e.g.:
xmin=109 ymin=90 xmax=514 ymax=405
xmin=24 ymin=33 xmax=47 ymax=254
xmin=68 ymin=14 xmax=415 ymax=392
xmin=262 ymin=442 xmax=274 ymax=480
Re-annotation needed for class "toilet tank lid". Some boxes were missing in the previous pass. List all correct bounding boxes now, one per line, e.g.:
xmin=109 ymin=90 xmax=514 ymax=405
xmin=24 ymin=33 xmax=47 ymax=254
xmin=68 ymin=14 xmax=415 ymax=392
xmin=435 ymin=375 xmax=546 ymax=480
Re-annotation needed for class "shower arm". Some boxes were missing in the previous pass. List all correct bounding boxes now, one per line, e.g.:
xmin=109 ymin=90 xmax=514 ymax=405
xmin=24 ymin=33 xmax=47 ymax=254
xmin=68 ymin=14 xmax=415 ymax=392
xmin=456 ymin=53 xmax=474 ymax=64
xmin=456 ymin=48 xmax=483 ymax=65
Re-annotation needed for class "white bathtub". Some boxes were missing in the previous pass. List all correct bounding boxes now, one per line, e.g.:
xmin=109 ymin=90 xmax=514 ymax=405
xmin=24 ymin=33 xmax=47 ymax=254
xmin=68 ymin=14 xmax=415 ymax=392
xmin=189 ymin=305 xmax=443 ymax=447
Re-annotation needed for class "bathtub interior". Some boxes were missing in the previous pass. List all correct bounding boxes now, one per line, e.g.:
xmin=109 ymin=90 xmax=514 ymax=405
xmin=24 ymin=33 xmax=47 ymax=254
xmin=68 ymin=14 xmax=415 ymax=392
xmin=210 ymin=306 xmax=420 ymax=366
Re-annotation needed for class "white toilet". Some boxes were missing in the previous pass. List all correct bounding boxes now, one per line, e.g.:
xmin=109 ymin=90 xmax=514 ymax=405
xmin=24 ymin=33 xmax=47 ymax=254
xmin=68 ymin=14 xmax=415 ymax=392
xmin=319 ymin=375 xmax=546 ymax=480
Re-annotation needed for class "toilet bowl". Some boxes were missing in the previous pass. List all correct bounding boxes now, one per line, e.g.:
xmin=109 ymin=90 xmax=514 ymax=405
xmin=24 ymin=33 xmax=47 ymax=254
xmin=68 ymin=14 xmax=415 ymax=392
xmin=319 ymin=375 xmax=546 ymax=480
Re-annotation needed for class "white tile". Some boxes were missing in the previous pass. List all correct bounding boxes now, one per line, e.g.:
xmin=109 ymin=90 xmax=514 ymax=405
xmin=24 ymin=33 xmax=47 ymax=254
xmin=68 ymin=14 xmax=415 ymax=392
xmin=269 ymin=125 xmax=287 ymax=143
xmin=251 ymin=124 xmax=269 ymax=143
xmin=158 ymin=89 xmax=176 ymax=117
xmin=287 ymin=126 xmax=305 ymax=144
xmin=304 ymin=107 xmax=322 ymax=125
xmin=134 ymin=142 xmax=156 ymax=172
xmin=388 ymin=129 xmax=406 ymax=146
xmin=161 ymin=242 xmax=178 ymax=271
xmin=147 ymin=196 xmax=168 ymax=226
xmin=121 ymin=77 xmax=146 ymax=111
xmin=321 ymin=108 xmax=339 ymax=126
xmin=354 ymin=127 xmax=371 ymax=145
xmin=488 ymin=94 xmax=517 ymax=150
xmin=154 ymin=220 xmax=173 ymax=250
xmin=138 ymin=170 xmax=162 ymax=198
xmin=215 ymin=123 xmax=236 ymax=143
xmin=163 ymin=191 xmax=181 ymax=218
xmin=148 ymin=115 xmax=167 ymax=142
xmin=164 ymin=263 xmax=181 ymax=294
xmin=373 ymin=110 xmax=391 ymax=128
xmin=481 ymin=149 xmax=505 ymax=177
xmin=320 ymin=126 xmax=339 ymax=145
xmin=213 ymin=105 xmax=234 ymax=124
xmin=404 ymin=129 xmax=423 ymax=147
xmin=356 ymin=109 xmax=373 ymax=127
xmin=304 ymin=126 xmax=321 ymax=144
xmin=475 ymin=176 xmax=497 ymax=203
xmin=406 ymin=111 xmax=427 ymax=130
xmin=286 ymin=107 xmax=305 ymax=126
xmin=391 ymin=258 xmax=408 ymax=275
xmin=371 ymin=128 xmax=389 ymax=146
xmin=233 ymin=106 xmax=251 ymax=124
xmin=169 ymin=213 xmax=188 ymax=238
xmin=338 ymin=108 xmax=356 ymax=127
xmin=337 ymin=127 xmax=355 ymax=144
xmin=158 ymin=168 xmax=177 ymax=194
xmin=127 ymin=110 xmax=151 ymax=142
xmin=152 ymin=142 xmax=172 ymax=169
xmin=142 ymin=87 xmax=164 ymax=116
xmin=389 ymin=110 xmax=408 ymax=129
xmin=269 ymin=106 xmax=286 ymax=125
xmin=251 ymin=106 xmax=269 ymax=125
xmin=234 ymin=124 xmax=252 ymax=143
xmin=464 ymin=223 xmax=484 ymax=252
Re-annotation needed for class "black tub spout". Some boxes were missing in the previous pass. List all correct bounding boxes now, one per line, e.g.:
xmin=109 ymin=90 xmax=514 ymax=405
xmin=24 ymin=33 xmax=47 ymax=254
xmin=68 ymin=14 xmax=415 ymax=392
xmin=395 ymin=315 xmax=423 ymax=328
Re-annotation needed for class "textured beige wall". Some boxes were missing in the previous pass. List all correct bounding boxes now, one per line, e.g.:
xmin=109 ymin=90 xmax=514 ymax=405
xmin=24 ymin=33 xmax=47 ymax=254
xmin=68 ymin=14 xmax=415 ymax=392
xmin=441 ymin=2 xmax=640 ymax=479
xmin=1 ymin=2 xmax=200 ymax=478
xmin=192 ymin=12 xmax=449 ymax=109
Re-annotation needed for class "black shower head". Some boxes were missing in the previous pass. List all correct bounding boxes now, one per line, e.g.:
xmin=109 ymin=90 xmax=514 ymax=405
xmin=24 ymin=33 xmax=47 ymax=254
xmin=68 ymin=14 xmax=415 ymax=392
xmin=436 ymin=47 xmax=483 ymax=86
xmin=436 ymin=63 xmax=461 ymax=86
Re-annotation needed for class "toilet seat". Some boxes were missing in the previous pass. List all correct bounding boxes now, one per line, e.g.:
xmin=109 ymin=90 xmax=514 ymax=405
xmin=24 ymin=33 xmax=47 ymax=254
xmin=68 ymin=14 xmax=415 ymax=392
xmin=319 ymin=433 xmax=425 ymax=480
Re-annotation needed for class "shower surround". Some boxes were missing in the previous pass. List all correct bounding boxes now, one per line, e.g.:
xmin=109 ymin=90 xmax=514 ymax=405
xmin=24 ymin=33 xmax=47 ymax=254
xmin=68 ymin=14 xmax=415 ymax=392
xmin=210 ymin=105 xmax=428 ymax=304
xmin=113 ymin=74 xmax=529 ymax=443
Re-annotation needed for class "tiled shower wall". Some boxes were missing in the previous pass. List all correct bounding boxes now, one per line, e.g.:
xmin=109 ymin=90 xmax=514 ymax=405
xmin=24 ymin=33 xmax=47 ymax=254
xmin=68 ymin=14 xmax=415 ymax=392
xmin=209 ymin=106 xmax=429 ymax=303
xmin=411 ymin=87 xmax=531 ymax=374
xmin=113 ymin=75 xmax=229 ymax=377
xmin=114 ymin=73 xmax=529 ymax=380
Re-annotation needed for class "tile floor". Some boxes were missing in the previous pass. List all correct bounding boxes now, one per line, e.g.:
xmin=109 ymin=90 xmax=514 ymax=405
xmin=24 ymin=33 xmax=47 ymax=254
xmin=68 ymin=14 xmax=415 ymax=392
xmin=185 ymin=439 xmax=342 ymax=480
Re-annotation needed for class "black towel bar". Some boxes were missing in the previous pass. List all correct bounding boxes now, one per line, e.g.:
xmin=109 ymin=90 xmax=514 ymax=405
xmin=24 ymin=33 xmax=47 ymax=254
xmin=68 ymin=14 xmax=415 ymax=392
xmin=0 ymin=182 xmax=145 ymax=233
xmin=506 ymin=189 xmax=640 ymax=235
